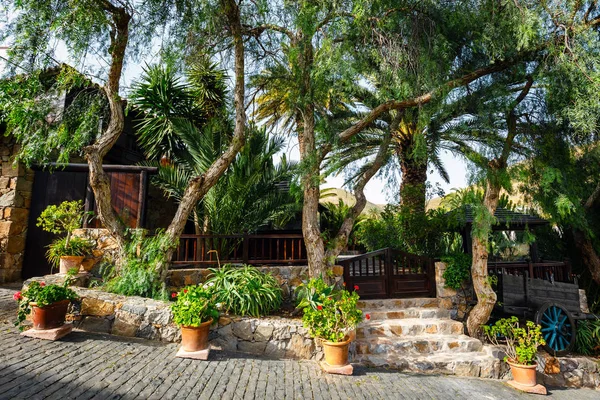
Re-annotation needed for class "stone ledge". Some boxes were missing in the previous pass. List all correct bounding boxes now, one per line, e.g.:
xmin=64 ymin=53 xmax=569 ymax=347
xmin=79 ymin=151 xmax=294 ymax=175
xmin=21 ymin=324 xmax=73 ymax=341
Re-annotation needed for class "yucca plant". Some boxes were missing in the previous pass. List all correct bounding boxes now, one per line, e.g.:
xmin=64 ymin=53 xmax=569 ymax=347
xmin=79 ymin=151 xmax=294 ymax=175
xmin=205 ymin=265 xmax=283 ymax=317
xmin=575 ymin=319 xmax=600 ymax=356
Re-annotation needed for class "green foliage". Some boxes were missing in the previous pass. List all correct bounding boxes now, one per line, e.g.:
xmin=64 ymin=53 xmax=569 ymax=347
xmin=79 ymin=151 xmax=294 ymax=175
xmin=45 ymin=236 xmax=95 ymax=269
xmin=354 ymin=205 xmax=460 ymax=257
xmin=575 ymin=318 xmax=600 ymax=356
xmin=205 ymin=265 xmax=283 ymax=317
xmin=441 ymin=253 xmax=472 ymax=290
xmin=170 ymin=285 xmax=219 ymax=327
xmin=482 ymin=317 xmax=545 ymax=365
xmin=104 ymin=230 xmax=175 ymax=300
xmin=37 ymin=200 xmax=91 ymax=236
xmin=297 ymin=277 xmax=364 ymax=343
xmin=319 ymin=198 xmax=365 ymax=249
xmin=14 ymin=277 xmax=78 ymax=329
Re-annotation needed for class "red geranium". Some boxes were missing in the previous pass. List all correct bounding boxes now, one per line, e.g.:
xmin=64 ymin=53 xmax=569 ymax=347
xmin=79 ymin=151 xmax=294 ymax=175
xmin=40 ymin=282 xmax=46 ymax=287
xmin=183 ymin=289 xmax=188 ymax=293
xmin=354 ymin=285 xmax=359 ymax=291
xmin=317 ymin=305 xmax=323 ymax=310
xmin=171 ymin=292 xmax=177 ymax=298
xmin=365 ymin=314 xmax=371 ymax=320
xmin=13 ymin=291 xmax=22 ymax=301
xmin=342 ymin=282 xmax=346 ymax=287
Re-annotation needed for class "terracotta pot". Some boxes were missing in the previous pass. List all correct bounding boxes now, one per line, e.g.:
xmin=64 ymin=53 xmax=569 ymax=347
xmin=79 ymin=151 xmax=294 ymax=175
xmin=30 ymin=300 xmax=70 ymax=330
xmin=180 ymin=319 xmax=212 ymax=352
xmin=322 ymin=337 xmax=351 ymax=366
xmin=59 ymin=256 xmax=85 ymax=274
xmin=507 ymin=359 xmax=538 ymax=387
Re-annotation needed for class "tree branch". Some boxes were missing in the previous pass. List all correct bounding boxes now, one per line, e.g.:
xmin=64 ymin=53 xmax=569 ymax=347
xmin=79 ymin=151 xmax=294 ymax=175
xmin=584 ymin=181 xmax=600 ymax=210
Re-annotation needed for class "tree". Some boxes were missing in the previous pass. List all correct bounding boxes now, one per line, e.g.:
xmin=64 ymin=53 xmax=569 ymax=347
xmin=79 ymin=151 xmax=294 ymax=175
xmin=0 ymin=0 xmax=249 ymax=281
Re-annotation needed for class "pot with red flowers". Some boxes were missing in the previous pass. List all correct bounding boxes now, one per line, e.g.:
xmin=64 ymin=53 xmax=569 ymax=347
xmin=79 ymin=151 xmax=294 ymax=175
xmin=15 ymin=280 xmax=78 ymax=330
xmin=171 ymin=285 xmax=219 ymax=352
xmin=297 ymin=277 xmax=364 ymax=367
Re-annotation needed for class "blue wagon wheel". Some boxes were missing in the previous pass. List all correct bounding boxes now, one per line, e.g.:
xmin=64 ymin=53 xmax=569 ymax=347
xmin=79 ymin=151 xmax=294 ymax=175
xmin=535 ymin=302 xmax=576 ymax=355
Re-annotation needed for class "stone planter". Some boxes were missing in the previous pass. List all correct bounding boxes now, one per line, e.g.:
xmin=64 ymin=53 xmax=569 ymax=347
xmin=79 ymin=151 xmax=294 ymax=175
xmin=31 ymin=300 xmax=70 ymax=330
xmin=59 ymin=256 xmax=85 ymax=274
xmin=508 ymin=359 xmax=538 ymax=387
xmin=322 ymin=337 xmax=351 ymax=367
xmin=180 ymin=319 xmax=212 ymax=352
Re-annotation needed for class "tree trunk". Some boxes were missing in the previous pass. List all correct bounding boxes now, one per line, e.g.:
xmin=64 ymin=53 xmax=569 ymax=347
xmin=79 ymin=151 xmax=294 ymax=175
xmin=395 ymin=116 xmax=427 ymax=215
xmin=466 ymin=180 xmax=499 ymax=336
xmin=156 ymin=0 xmax=247 ymax=280
xmin=573 ymin=229 xmax=600 ymax=284
xmin=83 ymin=6 xmax=132 ymax=254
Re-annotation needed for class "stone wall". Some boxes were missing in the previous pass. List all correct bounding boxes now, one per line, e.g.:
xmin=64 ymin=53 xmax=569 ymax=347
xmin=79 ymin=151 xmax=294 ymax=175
xmin=537 ymin=352 xmax=600 ymax=389
xmin=72 ymin=228 xmax=119 ymax=272
xmin=0 ymin=136 xmax=33 ymax=283
xmin=434 ymin=262 xmax=473 ymax=320
xmin=23 ymin=278 xmax=323 ymax=360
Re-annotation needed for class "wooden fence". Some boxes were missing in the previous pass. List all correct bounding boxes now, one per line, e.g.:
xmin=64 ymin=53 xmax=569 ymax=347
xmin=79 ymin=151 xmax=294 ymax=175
xmin=172 ymin=234 xmax=307 ymax=266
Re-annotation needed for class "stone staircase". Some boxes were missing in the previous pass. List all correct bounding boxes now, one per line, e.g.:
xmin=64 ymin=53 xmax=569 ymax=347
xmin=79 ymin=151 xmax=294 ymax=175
xmin=352 ymin=298 xmax=505 ymax=378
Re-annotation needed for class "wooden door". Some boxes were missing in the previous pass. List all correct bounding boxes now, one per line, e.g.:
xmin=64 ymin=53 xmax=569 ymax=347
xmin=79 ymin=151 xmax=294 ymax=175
xmin=22 ymin=170 xmax=88 ymax=278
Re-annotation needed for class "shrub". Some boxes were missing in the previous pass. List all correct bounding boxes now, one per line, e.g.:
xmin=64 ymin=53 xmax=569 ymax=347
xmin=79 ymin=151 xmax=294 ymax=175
xmin=46 ymin=236 xmax=95 ymax=269
xmin=171 ymin=285 xmax=219 ymax=327
xmin=206 ymin=265 xmax=282 ymax=317
xmin=575 ymin=318 xmax=600 ymax=356
xmin=482 ymin=317 xmax=545 ymax=365
xmin=15 ymin=279 xmax=78 ymax=329
xmin=297 ymin=277 xmax=364 ymax=343
xmin=441 ymin=253 xmax=472 ymax=290
xmin=104 ymin=230 xmax=174 ymax=300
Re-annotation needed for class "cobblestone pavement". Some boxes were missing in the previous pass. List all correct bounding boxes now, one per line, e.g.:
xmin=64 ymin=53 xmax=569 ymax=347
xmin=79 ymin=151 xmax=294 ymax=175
xmin=1 ymin=286 xmax=598 ymax=400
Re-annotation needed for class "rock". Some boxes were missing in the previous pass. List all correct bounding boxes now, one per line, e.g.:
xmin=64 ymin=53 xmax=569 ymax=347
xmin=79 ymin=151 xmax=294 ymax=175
xmin=254 ymin=323 xmax=274 ymax=342
xmin=264 ymin=341 xmax=287 ymax=358
xmin=286 ymin=334 xmax=315 ymax=360
xmin=272 ymin=325 xmax=291 ymax=340
xmin=218 ymin=316 xmax=232 ymax=326
xmin=210 ymin=337 xmax=238 ymax=352
xmin=137 ymin=321 xmax=158 ymax=340
xmin=79 ymin=316 xmax=112 ymax=334
xmin=160 ymin=325 xmax=181 ymax=342
xmin=145 ymin=308 xmax=171 ymax=325
xmin=232 ymin=320 xmax=253 ymax=341
xmin=81 ymin=297 xmax=115 ymax=317
xmin=543 ymin=356 xmax=560 ymax=375
xmin=121 ymin=303 xmax=147 ymax=316
xmin=331 ymin=265 xmax=344 ymax=276
xmin=112 ymin=318 xmax=138 ymax=337
xmin=237 ymin=340 xmax=267 ymax=354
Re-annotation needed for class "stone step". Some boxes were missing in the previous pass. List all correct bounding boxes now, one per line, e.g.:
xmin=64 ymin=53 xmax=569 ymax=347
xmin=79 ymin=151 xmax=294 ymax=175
xmin=364 ymin=307 xmax=451 ymax=321
xmin=354 ymin=335 xmax=483 ymax=356
xmin=351 ymin=350 xmax=503 ymax=379
xmin=357 ymin=298 xmax=451 ymax=311
xmin=357 ymin=318 xmax=464 ymax=337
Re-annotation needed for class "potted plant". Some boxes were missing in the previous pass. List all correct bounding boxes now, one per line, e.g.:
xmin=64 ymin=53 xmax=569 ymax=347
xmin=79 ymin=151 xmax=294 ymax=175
xmin=482 ymin=316 xmax=546 ymax=387
xmin=37 ymin=200 xmax=94 ymax=274
xmin=297 ymin=277 xmax=364 ymax=367
xmin=15 ymin=280 xmax=78 ymax=330
xmin=171 ymin=285 xmax=219 ymax=352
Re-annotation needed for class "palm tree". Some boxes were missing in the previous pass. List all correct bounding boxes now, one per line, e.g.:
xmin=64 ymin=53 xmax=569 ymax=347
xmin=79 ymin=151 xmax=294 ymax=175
xmin=130 ymin=62 xmax=299 ymax=236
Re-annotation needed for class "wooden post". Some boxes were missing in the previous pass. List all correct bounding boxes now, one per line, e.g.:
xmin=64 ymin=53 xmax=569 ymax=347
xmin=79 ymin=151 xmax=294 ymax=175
xmin=528 ymin=261 xmax=534 ymax=280
xmin=242 ymin=234 xmax=249 ymax=264
xmin=136 ymin=170 xmax=148 ymax=229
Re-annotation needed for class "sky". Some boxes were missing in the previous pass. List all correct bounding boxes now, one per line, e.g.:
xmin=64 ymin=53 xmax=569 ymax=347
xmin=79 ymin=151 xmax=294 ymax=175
xmin=0 ymin=46 xmax=470 ymax=205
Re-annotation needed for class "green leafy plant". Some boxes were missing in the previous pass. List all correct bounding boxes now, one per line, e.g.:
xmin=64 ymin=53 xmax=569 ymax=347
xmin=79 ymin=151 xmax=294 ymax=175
xmin=482 ymin=317 xmax=546 ymax=365
xmin=574 ymin=318 xmax=600 ymax=356
xmin=297 ymin=277 xmax=364 ymax=343
xmin=14 ymin=278 xmax=78 ymax=330
xmin=104 ymin=230 xmax=175 ymax=300
xmin=46 ymin=236 xmax=95 ymax=268
xmin=205 ymin=265 xmax=283 ymax=317
xmin=170 ymin=285 xmax=219 ymax=327
xmin=441 ymin=253 xmax=472 ymax=290
xmin=37 ymin=200 xmax=94 ymax=269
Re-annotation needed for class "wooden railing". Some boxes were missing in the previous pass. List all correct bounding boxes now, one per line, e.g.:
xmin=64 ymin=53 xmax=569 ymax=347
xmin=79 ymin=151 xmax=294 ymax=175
xmin=488 ymin=260 xmax=572 ymax=283
xmin=172 ymin=234 xmax=307 ymax=266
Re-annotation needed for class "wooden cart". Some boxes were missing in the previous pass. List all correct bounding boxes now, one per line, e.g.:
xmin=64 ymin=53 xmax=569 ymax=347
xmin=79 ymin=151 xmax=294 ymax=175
xmin=492 ymin=271 xmax=595 ymax=354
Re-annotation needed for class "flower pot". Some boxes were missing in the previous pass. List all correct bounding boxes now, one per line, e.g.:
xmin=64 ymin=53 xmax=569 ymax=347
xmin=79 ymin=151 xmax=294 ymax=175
xmin=59 ymin=256 xmax=85 ymax=274
xmin=507 ymin=359 xmax=538 ymax=387
xmin=180 ymin=319 xmax=212 ymax=352
xmin=322 ymin=337 xmax=351 ymax=367
xmin=30 ymin=300 xmax=70 ymax=330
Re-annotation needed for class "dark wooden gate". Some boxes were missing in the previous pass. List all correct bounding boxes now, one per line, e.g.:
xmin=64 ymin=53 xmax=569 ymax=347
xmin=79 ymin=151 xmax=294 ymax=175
xmin=339 ymin=248 xmax=436 ymax=299
xmin=22 ymin=170 xmax=89 ymax=278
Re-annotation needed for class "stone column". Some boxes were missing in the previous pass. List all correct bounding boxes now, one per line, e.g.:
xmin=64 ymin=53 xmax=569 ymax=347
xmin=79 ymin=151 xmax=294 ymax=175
xmin=0 ymin=136 xmax=33 ymax=283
